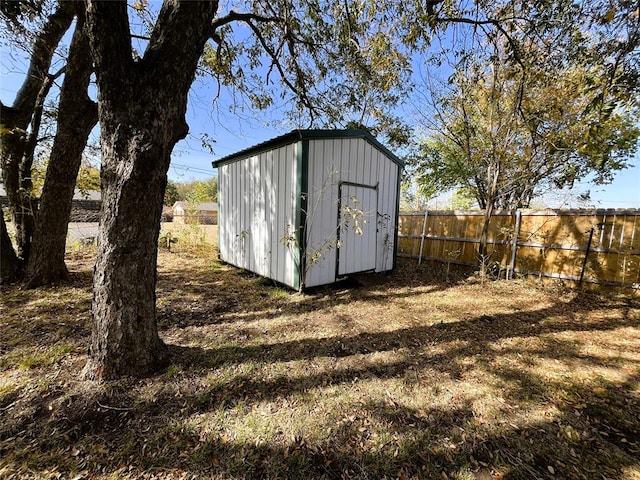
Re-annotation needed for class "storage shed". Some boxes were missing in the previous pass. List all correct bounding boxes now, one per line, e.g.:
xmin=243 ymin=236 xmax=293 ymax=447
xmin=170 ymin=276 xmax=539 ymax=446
xmin=212 ymin=129 xmax=403 ymax=290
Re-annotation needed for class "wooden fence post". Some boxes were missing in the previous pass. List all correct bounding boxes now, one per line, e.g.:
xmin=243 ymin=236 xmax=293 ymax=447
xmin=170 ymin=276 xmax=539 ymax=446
xmin=579 ymin=227 xmax=595 ymax=287
xmin=418 ymin=210 xmax=429 ymax=265
xmin=508 ymin=210 xmax=522 ymax=280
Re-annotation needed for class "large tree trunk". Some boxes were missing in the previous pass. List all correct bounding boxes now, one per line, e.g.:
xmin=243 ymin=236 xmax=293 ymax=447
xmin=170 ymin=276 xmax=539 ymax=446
xmin=0 ymin=3 xmax=74 ymax=269
xmin=82 ymin=0 xmax=219 ymax=380
xmin=26 ymin=13 xmax=98 ymax=288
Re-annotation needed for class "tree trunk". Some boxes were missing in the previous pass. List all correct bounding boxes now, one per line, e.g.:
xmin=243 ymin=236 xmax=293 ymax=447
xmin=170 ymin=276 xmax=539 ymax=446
xmin=1 ymin=213 xmax=19 ymax=283
xmin=83 ymin=123 xmax=173 ymax=379
xmin=478 ymin=201 xmax=494 ymax=259
xmin=0 ymin=2 xmax=74 ymax=270
xmin=26 ymin=13 xmax=98 ymax=288
xmin=478 ymin=162 xmax=501 ymax=264
xmin=82 ymin=0 xmax=219 ymax=380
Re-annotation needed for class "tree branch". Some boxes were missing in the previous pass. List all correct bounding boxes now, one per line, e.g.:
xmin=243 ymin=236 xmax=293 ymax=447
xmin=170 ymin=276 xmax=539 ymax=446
xmin=239 ymin=16 xmax=317 ymax=122
xmin=212 ymin=10 xmax=282 ymax=31
xmin=435 ymin=15 xmax=527 ymax=69
xmin=23 ymin=66 xmax=66 ymax=170
xmin=12 ymin=1 xmax=75 ymax=118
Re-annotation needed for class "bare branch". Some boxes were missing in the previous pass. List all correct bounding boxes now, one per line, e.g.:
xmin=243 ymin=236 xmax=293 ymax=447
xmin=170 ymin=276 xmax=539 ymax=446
xmin=23 ymin=66 xmax=66 ymax=168
xmin=211 ymin=10 xmax=282 ymax=32
xmin=238 ymin=16 xmax=317 ymax=123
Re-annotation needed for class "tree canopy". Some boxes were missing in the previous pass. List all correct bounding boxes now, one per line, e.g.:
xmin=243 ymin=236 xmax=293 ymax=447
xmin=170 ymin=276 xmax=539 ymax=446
xmin=162 ymin=178 xmax=217 ymax=205
xmin=406 ymin=0 xmax=640 ymax=211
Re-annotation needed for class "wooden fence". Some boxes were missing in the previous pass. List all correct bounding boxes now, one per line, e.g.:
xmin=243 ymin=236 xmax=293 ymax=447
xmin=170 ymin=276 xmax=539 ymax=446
xmin=397 ymin=209 xmax=640 ymax=289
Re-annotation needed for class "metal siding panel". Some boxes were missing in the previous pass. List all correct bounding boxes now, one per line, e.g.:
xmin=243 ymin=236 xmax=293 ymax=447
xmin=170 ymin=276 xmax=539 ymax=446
xmin=240 ymin=159 xmax=248 ymax=269
xmin=249 ymin=156 xmax=257 ymax=272
xmin=227 ymin=162 xmax=236 ymax=266
xmin=263 ymin=152 xmax=273 ymax=278
xmin=227 ymin=162 xmax=233 ymax=264
xmin=271 ymin=151 xmax=283 ymax=280
xmin=350 ymin=138 xmax=359 ymax=183
xmin=253 ymin=154 xmax=265 ymax=276
xmin=227 ymin=164 xmax=235 ymax=265
xmin=217 ymin=144 xmax=300 ymax=289
xmin=286 ymin=144 xmax=298 ymax=287
xmin=388 ymin=162 xmax=400 ymax=270
xmin=373 ymin=151 xmax=385 ymax=272
xmin=381 ymin=159 xmax=396 ymax=271
xmin=218 ymin=164 xmax=228 ymax=261
xmin=304 ymin=140 xmax=317 ymax=287
xmin=264 ymin=144 xmax=298 ymax=289
xmin=234 ymin=160 xmax=241 ymax=267
xmin=242 ymin=157 xmax=251 ymax=271
xmin=226 ymin=163 xmax=234 ymax=263
xmin=255 ymin=155 xmax=264 ymax=274
xmin=277 ymin=147 xmax=287 ymax=284
xmin=232 ymin=161 xmax=242 ymax=267
xmin=278 ymin=149 xmax=286 ymax=283
xmin=377 ymin=154 xmax=386 ymax=271
xmin=354 ymin=140 xmax=364 ymax=184
xmin=309 ymin=139 xmax=341 ymax=287
xmin=220 ymin=164 xmax=227 ymax=260
xmin=247 ymin=156 xmax=255 ymax=273
xmin=369 ymin=144 xmax=378 ymax=186
xmin=266 ymin=150 xmax=276 ymax=282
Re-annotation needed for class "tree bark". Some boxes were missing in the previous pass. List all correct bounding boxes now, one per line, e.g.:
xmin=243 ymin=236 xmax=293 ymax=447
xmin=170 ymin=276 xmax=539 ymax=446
xmin=25 ymin=11 xmax=98 ymax=288
xmin=82 ymin=0 xmax=219 ymax=380
xmin=478 ymin=162 xmax=500 ymax=262
xmin=479 ymin=201 xmax=494 ymax=259
xmin=0 ymin=2 xmax=74 ymax=272
xmin=1 ymin=212 xmax=19 ymax=283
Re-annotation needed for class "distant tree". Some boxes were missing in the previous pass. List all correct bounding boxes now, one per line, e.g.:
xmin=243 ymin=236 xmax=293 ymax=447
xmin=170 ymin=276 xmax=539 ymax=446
xmin=185 ymin=177 xmax=217 ymax=204
xmin=172 ymin=178 xmax=217 ymax=203
xmin=164 ymin=180 xmax=179 ymax=206
xmin=75 ymin=163 xmax=100 ymax=196
xmin=31 ymin=160 xmax=100 ymax=197
xmin=451 ymin=188 xmax=476 ymax=210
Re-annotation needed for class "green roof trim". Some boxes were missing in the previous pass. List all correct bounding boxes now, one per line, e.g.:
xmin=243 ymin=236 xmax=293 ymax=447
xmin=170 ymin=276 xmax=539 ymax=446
xmin=211 ymin=129 xmax=404 ymax=168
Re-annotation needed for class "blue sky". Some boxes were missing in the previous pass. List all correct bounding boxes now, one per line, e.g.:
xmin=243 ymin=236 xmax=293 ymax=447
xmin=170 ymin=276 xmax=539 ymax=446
xmin=1 ymin=22 xmax=638 ymax=209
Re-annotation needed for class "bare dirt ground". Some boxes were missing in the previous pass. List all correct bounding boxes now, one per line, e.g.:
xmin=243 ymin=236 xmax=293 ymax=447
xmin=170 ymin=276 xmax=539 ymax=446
xmin=1 ymin=245 xmax=639 ymax=479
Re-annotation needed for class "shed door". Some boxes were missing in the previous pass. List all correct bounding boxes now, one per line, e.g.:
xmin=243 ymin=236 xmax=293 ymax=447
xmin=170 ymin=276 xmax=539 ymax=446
xmin=338 ymin=183 xmax=378 ymax=276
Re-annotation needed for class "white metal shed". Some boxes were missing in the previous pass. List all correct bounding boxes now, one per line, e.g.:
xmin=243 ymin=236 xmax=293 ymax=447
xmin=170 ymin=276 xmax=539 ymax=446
xmin=212 ymin=129 xmax=403 ymax=290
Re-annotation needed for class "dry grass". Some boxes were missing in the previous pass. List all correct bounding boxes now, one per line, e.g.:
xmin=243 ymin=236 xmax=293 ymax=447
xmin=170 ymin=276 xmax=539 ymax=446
xmin=1 ymin=245 xmax=639 ymax=479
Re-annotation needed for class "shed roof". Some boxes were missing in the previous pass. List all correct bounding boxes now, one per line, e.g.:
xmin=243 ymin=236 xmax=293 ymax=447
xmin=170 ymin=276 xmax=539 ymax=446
xmin=212 ymin=129 xmax=404 ymax=168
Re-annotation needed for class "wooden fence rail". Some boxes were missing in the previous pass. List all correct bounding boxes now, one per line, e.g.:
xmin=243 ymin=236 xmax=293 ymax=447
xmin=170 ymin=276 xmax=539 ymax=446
xmin=397 ymin=209 xmax=640 ymax=289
